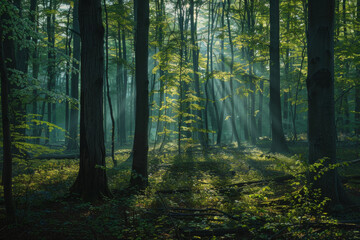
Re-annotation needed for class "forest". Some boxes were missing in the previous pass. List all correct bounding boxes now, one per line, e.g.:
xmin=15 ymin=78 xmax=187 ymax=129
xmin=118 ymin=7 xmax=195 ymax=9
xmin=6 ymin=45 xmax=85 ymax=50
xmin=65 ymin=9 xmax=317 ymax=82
xmin=0 ymin=0 xmax=360 ymax=239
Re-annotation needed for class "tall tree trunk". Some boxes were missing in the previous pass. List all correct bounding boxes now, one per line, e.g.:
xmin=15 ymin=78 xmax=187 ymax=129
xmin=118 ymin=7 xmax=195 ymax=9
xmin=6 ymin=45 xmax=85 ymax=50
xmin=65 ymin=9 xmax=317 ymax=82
xmin=0 ymin=13 xmax=16 ymax=223
xmin=307 ymin=0 xmax=348 ymax=206
xmin=258 ymin=77 xmax=264 ymax=138
xmin=154 ymin=0 xmax=165 ymax=149
xmin=30 ymin=0 xmax=40 ymax=144
xmin=68 ymin=0 xmax=80 ymax=150
xmin=270 ymin=0 xmax=288 ymax=152
xmin=103 ymin=0 xmax=116 ymax=166
xmin=65 ymin=7 xmax=72 ymax=145
xmin=226 ymin=0 xmax=241 ymax=148
xmin=190 ymin=0 xmax=206 ymax=149
xmin=121 ymin=24 xmax=128 ymax=145
xmin=356 ymin=0 xmax=360 ymax=136
xmin=130 ymin=0 xmax=150 ymax=189
xmin=116 ymin=26 xmax=123 ymax=145
xmin=216 ymin=2 xmax=226 ymax=145
xmin=70 ymin=0 xmax=111 ymax=201
xmin=46 ymin=0 xmax=56 ymax=144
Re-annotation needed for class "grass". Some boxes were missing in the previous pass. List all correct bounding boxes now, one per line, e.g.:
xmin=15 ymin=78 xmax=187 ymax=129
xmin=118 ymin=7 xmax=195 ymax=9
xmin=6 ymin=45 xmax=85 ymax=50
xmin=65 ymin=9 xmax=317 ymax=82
xmin=0 ymin=142 xmax=359 ymax=239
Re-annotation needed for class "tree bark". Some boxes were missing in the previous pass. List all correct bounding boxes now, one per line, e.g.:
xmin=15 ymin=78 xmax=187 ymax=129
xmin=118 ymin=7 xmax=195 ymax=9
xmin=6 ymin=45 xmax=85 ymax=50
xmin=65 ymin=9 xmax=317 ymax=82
xmin=0 ymin=12 xmax=16 ymax=223
xmin=270 ymin=0 xmax=288 ymax=152
xmin=190 ymin=0 xmax=206 ymax=149
xmin=70 ymin=0 xmax=111 ymax=201
xmin=226 ymin=0 xmax=241 ymax=148
xmin=103 ymin=0 xmax=116 ymax=166
xmin=355 ymin=0 xmax=360 ymax=136
xmin=68 ymin=0 xmax=80 ymax=150
xmin=46 ymin=0 xmax=56 ymax=144
xmin=130 ymin=0 xmax=150 ymax=189
xmin=30 ymin=0 xmax=40 ymax=144
xmin=307 ymin=0 xmax=348 ymax=206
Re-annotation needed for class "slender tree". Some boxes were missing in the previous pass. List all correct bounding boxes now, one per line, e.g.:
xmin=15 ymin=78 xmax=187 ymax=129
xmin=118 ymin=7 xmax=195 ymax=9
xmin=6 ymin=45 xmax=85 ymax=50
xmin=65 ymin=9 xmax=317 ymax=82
xmin=70 ymin=0 xmax=111 ymax=201
xmin=130 ymin=0 xmax=150 ymax=189
xmin=270 ymin=0 xmax=288 ymax=152
xmin=68 ymin=0 xmax=80 ymax=150
xmin=104 ymin=0 xmax=116 ymax=166
xmin=356 ymin=0 xmax=360 ymax=136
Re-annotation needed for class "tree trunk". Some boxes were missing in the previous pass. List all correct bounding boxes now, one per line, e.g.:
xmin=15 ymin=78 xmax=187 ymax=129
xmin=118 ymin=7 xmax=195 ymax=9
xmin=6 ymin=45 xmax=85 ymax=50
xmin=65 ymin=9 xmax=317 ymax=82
xmin=356 ymin=0 xmax=360 ymax=136
xmin=258 ymin=78 xmax=264 ymax=138
xmin=0 ymin=12 xmax=16 ymax=223
xmin=30 ymin=0 xmax=40 ymax=144
xmin=270 ymin=0 xmax=288 ymax=152
xmin=46 ymin=0 xmax=56 ymax=144
xmin=70 ymin=0 xmax=111 ymax=201
xmin=68 ymin=0 xmax=80 ymax=150
xmin=65 ymin=7 xmax=72 ymax=145
xmin=103 ymin=0 xmax=116 ymax=166
xmin=216 ymin=3 xmax=226 ymax=145
xmin=130 ymin=0 xmax=150 ymax=189
xmin=226 ymin=0 xmax=241 ymax=148
xmin=190 ymin=0 xmax=206 ymax=149
xmin=307 ymin=0 xmax=348 ymax=206
xmin=116 ymin=26 xmax=123 ymax=145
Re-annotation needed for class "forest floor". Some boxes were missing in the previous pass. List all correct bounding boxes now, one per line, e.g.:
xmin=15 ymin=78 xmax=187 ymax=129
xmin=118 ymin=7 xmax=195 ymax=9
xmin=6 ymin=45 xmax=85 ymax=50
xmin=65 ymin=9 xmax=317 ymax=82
xmin=0 ymin=140 xmax=360 ymax=239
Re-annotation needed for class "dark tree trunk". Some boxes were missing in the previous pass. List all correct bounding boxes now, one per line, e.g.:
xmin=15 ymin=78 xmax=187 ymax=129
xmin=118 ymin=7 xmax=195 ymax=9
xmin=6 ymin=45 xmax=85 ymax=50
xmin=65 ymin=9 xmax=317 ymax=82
xmin=307 ymin=0 xmax=348 ymax=206
xmin=226 ymin=0 xmax=241 ymax=148
xmin=130 ymin=0 xmax=150 ymax=189
xmin=121 ymin=24 xmax=128 ymax=145
xmin=270 ymin=0 xmax=288 ymax=152
xmin=258 ymin=78 xmax=264 ymax=138
xmin=116 ymin=26 xmax=123 ymax=145
xmin=65 ymin=7 xmax=72 ymax=145
xmin=30 ymin=0 xmax=40 ymax=144
xmin=68 ymin=0 xmax=80 ymax=150
xmin=355 ymin=0 xmax=360 ymax=136
xmin=190 ymin=0 xmax=206 ymax=148
xmin=70 ymin=0 xmax=111 ymax=201
xmin=0 ymin=14 xmax=16 ymax=224
xmin=46 ymin=0 xmax=56 ymax=144
xmin=154 ymin=0 xmax=165 ymax=148
xmin=216 ymin=2 xmax=226 ymax=145
xmin=103 ymin=0 xmax=116 ymax=166
xmin=117 ymin=0 xmax=127 ymax=146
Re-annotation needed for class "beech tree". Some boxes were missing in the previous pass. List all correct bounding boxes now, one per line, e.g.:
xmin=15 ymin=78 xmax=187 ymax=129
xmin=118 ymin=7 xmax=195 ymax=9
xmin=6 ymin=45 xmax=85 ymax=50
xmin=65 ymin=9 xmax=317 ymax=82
xmin=269 ymin=0 xmax=288 ymax=153
xmin=307 ymin=0 xmax=348 ymax=205
xmin=70 ymin=0 xmax=111 ymax=201
xmin=130 ymin=0 xmax=150 ymax=189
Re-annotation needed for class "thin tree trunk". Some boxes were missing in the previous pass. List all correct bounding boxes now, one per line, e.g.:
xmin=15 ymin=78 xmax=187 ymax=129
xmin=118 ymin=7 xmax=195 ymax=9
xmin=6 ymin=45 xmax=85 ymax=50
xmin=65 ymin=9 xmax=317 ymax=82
xmin=216 ymin=2 xmax=226 ymax=145
xmin=356 ymin=0 xmax=360 ymax=136
xmin=270 ymin=0 xmax=288 ymax=152
xmin=65 ymin=7 xmax=72 ymax=145
xmin=30 ymin=0 xmax=40 ymax=144
xmin=104 ymin=0 xmax=116 ymax=166
xmin=190 ymin=0 xmax=206 ymax=149
xmin=226 ymin=0 xmax=241 ymax=148
xmin=68 ymin=0 xmax=80 ymax=150
xmin=46 ymin=0 xmax=56 ymax=144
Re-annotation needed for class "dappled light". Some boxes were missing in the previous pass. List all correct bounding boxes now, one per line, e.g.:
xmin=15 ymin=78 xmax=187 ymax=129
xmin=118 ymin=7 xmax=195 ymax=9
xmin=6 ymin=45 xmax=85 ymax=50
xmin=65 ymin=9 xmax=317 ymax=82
xmin=1 ymin=0 xmax=360 ymax=239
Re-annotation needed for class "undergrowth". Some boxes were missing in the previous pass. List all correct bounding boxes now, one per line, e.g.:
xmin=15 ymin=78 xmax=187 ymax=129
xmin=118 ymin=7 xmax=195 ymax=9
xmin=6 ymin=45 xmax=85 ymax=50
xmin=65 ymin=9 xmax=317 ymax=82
xmin=0 ymin=143 xmax=359 ymax=239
